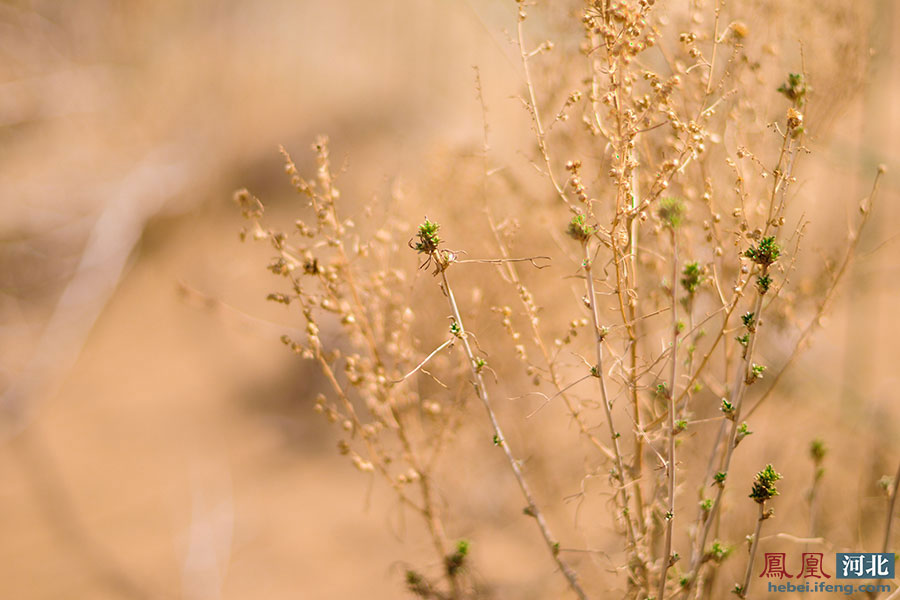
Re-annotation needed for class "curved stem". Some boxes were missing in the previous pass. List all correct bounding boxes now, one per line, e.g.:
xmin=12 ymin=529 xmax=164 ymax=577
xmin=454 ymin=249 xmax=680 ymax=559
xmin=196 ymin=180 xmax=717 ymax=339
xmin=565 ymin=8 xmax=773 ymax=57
xmin=739 ymin=504 xmax=766 ymax=598
xmin=882 ymin=460 xmax=900 ymax=553
xmin=438 ymin=266 xmax=588 ymax=600
xmin=686 ymin=280 xmax=766 ymax=585
xmin=582 ymin=243 xmax=639 ymax=554
xmin=658 ymin=229 xmax=679 ymax=599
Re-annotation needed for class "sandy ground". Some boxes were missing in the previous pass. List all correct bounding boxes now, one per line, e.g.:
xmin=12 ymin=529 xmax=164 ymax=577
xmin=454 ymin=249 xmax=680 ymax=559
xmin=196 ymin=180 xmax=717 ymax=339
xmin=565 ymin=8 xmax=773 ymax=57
xmin=2 ymin=1 xmax=900 ymax=599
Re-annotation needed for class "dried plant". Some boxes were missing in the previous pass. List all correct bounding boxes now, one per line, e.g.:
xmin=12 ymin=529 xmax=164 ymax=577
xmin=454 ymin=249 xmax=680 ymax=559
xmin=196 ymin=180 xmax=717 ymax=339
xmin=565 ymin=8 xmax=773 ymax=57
xmin=232 ymin=1 xmax=893 ymax=598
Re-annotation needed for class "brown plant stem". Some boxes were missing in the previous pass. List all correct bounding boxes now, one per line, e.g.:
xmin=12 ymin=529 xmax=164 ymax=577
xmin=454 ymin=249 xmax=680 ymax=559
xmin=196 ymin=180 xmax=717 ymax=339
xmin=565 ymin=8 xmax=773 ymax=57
xmin=739 ymin=504 xmax=766 ymax=599
xmin=438 ymin=264 xmax=588 ymax=600
xmin=582 ymin=243 xmax=639 ymax=555
xmin=658 ymin=228 xmax=680 ymax=600
xmin=882 ymin=460 xmax=900 ymax=555
xmin=685 ymin=279 xmax=766 ymax=586
xmin=745 ymin=166 xmax=885 ymax=420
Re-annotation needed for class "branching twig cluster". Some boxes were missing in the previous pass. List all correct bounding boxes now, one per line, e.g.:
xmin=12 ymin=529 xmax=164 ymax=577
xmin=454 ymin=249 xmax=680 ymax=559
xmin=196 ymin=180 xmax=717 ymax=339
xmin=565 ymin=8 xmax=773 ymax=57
xmin=233 ymin=1 xmax=892 ymax=598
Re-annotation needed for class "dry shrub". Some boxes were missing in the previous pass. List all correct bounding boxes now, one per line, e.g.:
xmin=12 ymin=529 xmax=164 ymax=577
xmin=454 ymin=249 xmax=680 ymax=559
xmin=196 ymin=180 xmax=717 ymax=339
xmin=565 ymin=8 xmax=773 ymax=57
xmin=233 ymin=2 xmax=893 ymax=598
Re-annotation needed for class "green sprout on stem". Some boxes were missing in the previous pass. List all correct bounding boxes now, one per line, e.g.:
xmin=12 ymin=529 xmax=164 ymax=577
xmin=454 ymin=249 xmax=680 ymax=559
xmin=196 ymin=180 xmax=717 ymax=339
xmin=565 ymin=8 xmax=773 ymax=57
xmin=414 ymin=218 xmax=442 ymax=254
xmin=714 ymin=471 xmax=727 ymax=486
xmin=777 ymin=72 xmax=810 ymax=106
xmin=811 ymin=439 xmax=827 ymax=482
xmin=445 ymin=540 xmax=470 ymax=577
xmin=747 ymin=363 xmax=766 ymax=384
xmin=749 ymin=464 xmax=781 ymax=504
xmin=709 ymin=541 xmax=733 ymax=563
xmin=658 ymin=197 xmax=685 ymax=229
xmin=741 ymin=312 xmax=756 ymax=330
xmin=756 ymin=274 xmax=773 ymax=294
xmin=744 ymin=236 xmax=781 ymax=266
xmin=736 ymin=422 xmax=753 ymax=444
xmin=405 ymin=570 xmax=431 ymax=597
xmin=810 ymin=439 xmax=827 ymax=465
xmin=720 ymin=398 xmax=735 ymax=417
xmin=566 ymin=213 xmax=595 ymax=241
xmin=656 ymin=382 xmax=670 ymax=400
xmin=700 ymin=498 xmax=713 ymax=513
xmin=450 ymin=321 xmax=461 ymax=337
xmin=681 ymin=261 xmax=703 ymax=295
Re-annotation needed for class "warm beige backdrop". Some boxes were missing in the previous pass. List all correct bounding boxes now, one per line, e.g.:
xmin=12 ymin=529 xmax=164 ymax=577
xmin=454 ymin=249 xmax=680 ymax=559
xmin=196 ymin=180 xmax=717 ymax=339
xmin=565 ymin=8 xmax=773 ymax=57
xmin=1 ymin=1 xmax=899 ymax=599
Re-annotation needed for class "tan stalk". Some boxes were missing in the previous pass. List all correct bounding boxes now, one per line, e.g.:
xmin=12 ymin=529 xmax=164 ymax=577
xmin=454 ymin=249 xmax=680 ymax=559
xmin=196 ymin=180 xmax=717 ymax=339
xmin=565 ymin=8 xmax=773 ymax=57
xmin=438 ymin=264 xmax=588 ymax=600
xmin=658 ymin=228 xmax=680 ymax=599
xmin=581 ymin=243 xmax=639 ymax=553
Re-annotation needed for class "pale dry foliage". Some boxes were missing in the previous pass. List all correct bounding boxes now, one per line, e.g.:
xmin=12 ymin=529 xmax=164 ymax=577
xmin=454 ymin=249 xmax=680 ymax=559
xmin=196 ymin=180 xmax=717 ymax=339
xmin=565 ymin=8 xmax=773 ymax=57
xmin=235 ymin=1 xmax=894 ymax=599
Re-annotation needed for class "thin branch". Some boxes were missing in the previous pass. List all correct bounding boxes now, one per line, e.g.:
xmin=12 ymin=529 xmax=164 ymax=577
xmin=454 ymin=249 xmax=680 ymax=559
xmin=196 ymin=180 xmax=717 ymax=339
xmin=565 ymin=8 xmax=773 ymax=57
xmin=882 ymin=460 xmax=900 ymax=554
xmin=739 ymin=504 xmax=766 ymax=598
xmin=438 ymin=264 xmax=589 ymax=600
xmin=746 ymin=166 xmax=885 ymax=419
xmin=582 ymin=243 xmax=640 ymax=554
xmin=390 ymin=339 xmax=455 ymax=385
xmin=455 ymin=256 xmax=551 ymax=268
xmin=658 ymin=228 xmax=680 ymax=600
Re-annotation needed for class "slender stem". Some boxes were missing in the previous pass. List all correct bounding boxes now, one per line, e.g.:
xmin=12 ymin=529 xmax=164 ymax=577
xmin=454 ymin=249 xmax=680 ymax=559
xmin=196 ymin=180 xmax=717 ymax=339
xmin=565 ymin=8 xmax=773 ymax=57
xmin=484 ymin=209 xmax=615 ymax=462
xmin=582 ymin=243 xmax=639 ymax=553
xmin=882 ymin=461 xmax=900 ymax=553
xmin=705 ymin=0 xmax=721 ymax=97
xmin=809 ymin=466 xmax=822 ymax=539
xmin=393 ymin=407 xmax=462 ymax=598
xmin=740 ymin=504 xmax=766 ymax=598
xmin=658 ymin=230 xmax=680 ymax=599
xmin=438 ymin=265 xmax=588 ymax=600
xmin=686 ymin=280 xmax=767 ymax=585
xmin=645 ymin=290 xmax=743 ymax=432
xmin=746 ymin=167 xmax=884 ymax=420
xmin=625 ymin=146 xmax=646 ymax=539
xmin=626 ymin=162 xmax=645 ymax=531
xmin=629 ymin=331 xmax=646 ymax=534
xmin=515 ymin=11 xmax=571 ymax=209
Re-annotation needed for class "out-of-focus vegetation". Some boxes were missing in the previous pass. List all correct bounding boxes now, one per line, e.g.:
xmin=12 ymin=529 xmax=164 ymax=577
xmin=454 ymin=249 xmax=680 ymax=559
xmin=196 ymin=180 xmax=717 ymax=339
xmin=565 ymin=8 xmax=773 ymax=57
xmin=1 ymin=2 xmax=899 ymax=599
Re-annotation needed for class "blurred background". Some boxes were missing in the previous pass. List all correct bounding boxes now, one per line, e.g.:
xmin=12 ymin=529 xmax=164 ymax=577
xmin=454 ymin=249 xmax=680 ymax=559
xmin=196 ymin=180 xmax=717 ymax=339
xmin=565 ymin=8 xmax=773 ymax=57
xmin=1 ymin=1 xmax=898 ymax=598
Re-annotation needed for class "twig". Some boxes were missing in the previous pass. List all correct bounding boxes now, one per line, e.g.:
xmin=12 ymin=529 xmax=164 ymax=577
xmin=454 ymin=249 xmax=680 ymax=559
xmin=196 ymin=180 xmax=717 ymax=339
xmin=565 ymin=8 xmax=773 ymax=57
xmin=582 ymin=243 xmax=639 ymax=555
xmin=455 ymin=256 xmax=551 ymax=268
xmin=438 ymin=265 xmax=589 ymax=600
xmin=746 ymin=166 xmax=885 ymax=419
xmin=738 ymin=504 xmax=766 ymax=599
xmin=685 ymin=280 xmax=766 ymax=586
xmin=658 ymin=228 xmax=680 ymax=600
xmin=882 ymin=460 xmax=900 ymax=554
xmin=514 ymin=7 xmax=573 ymax=210
xmin=390 ymin=339 xmax=455 ymax=384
